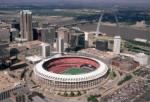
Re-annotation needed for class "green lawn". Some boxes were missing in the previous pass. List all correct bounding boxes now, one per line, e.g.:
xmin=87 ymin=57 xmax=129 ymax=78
xmin=62 ymin=67 xmax=87 ymax=75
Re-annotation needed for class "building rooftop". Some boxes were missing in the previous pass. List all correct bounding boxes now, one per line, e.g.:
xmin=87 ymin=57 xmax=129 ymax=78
xmin=80 ymin=48 xmax=114 ymax=59
xmin=26 ymin=55 xmax=43 ymax=63
xmin=97 ymin=35 xmax=113 ymax=40
xmin=57 ymin=27 xmax=69 ymax=32
xmin=10 ymin=40 xmax=42 ymax=49
xmin=40 ymin=42 xmax=50 ymax=47
xmin=21 ymin=10 xmax=32 ymax=14
xmin=112 ymin=55 xmax=136 ymax=64
xmin=114 ymin=36 xmax=121 ymax=39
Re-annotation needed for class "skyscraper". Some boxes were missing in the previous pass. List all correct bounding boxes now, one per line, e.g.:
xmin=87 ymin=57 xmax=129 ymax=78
xmin=33 ymin=27 xmax=55 ymax=47
xmin=113 ymin=36 xmax=121 ymax=55
xmin=56 ymin=27 xmax=70 ymax=49
xmin=20 ymin=10 xmax=33 ymax=41
xmin=40 ymin=43 xmax=50 ymax=58
xmin=56 ymin=37 xmax=64 ymax=53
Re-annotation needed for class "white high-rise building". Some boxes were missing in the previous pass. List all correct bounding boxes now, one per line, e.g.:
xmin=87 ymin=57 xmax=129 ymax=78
xmin=84 ymin=32 xmax=95 ymax=48
xmin=56 ymin=27 xmax=70 ymax=49
xmin=56 ymin=37 xmax=64 ymax=53
xmin=113 ymin=36 xmax=121 ymax=55
xmin=40 ymin=43 xmax=50 ymax=58
xmin=20 ymin=10 xmax=33 ymax=41
xmin=84 ymin=32 xmax=89 ymax=48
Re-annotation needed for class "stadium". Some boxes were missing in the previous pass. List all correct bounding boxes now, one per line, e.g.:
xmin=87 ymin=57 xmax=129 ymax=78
xmin=34 ymin=54 xmax=108 ymax=93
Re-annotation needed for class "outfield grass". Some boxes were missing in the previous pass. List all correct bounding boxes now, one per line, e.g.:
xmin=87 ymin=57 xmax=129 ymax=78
xmin=62 ymin=67 xmax=87 ymax=75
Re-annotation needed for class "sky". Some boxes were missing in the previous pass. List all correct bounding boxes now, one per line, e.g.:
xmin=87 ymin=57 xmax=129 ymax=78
xmin=0 ymin=0 xmax=148 ymax=4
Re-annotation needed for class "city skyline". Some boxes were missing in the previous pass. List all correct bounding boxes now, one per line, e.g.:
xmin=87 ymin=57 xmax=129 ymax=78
xmin=0 ymin=1 xmax=149 ymax=102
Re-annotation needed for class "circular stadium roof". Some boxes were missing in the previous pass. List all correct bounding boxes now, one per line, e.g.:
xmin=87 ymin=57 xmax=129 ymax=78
xmin=34 ymin=55 xmax=108 ymax=82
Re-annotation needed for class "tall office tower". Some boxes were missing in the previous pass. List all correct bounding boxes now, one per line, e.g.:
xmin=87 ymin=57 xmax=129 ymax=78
xmin=84 ymin=32 xmax=95 ymax=48
xmin=56 ymin=27 xmax=70 ymax=49
xmin=45 ymin=28 xmax=55 ymax=47
xmin=56 ymin=37 xmax=64 ymax=53
xmin=0 ymin=42 xmax=10 ymax=68
xmin=84 ymin=32 xmax=89 ymax=48
xmin=113 ymin=36 xmax=121 ymax=55
xmin=10 ymin=28 xmax=19 ymax=42
xmin=40 ymin=43 xmax=50 ymax=58
xmin=33 ymin=27 xmax=55 ymax=47
xmin=20 ymin=10 xmax=33 ymax=41
xmin=70 ymin=32 xmax=85 ymax=48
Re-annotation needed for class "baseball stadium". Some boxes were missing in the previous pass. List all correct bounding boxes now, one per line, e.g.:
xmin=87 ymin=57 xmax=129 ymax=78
xmin=34 ymin=54 xmax=108 ymax=92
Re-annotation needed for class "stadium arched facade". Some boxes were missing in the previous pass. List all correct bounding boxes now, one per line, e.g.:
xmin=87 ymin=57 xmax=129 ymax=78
xmin=34 ymin=54 xmax=108 ymax=92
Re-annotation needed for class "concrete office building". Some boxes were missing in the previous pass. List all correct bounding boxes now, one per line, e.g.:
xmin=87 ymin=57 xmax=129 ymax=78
xmin=70 ymin=32 xmax=85 ymax=48
xmin=84 ymin=32 xmax=95 ymax=48
xmin=33 ymin=27 xmax=55 ymax=47
xmin=40 ymin=43 xmax=50 ymax=58
xmin=11 ymin=21 xmax=20 ymax=31
xmin=20 ymin=10 xmax=33 ymax=41
xmin=84 ymin=32 xmax=89 ymax=48
xmin=56 ymin=27 xmax=70 ymax=49
xmin=113 ymin=36 xmax=121 ymax=55
xmin=0 ymin=28 xmax=10 ymax=42
xmin=10 ymin=91 xmax=28 ymax=102
xmin=32 ymin=21 xmax=39 ymax=28
xmin=0 ymin=83 xmax=50 ymax=102
xmin=10 ymin=28 xmax=19 ymax=42
xmin=56 ymin=37 xmax=64 ymax=53
xmin=96 ymin=40 xmax=108 ymax=51
xmin=0 ymin=41 xmax=10 ymax=68
xmin=0 ymin=84 xmax=29 ymax=101
xmin=0 ymin=28 xmax=10 ymax=68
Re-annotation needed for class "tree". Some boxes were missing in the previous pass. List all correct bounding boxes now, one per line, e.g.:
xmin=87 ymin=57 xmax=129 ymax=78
xmin=87 ymin=95 xmax=98 ymax=102
xmin=64 ymin=92 xmax=68 ymax=97
xmin=70 ymin=91 xmax=75 ymax=97
xmin=77 ymin=91 xmax=81 ymax=96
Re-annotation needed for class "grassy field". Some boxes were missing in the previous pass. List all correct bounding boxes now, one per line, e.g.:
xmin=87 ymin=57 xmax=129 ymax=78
xmin=62 ymin=68 xmax=87 ymax=75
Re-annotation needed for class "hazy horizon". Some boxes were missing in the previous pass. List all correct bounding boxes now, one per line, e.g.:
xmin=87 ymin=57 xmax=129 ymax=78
xmin=0 ymin=0 xmax=149 ymax=4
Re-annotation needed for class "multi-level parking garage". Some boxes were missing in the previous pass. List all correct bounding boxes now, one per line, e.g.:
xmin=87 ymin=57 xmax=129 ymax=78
xmin=34 ymin=54 xmax=108 ymax=92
